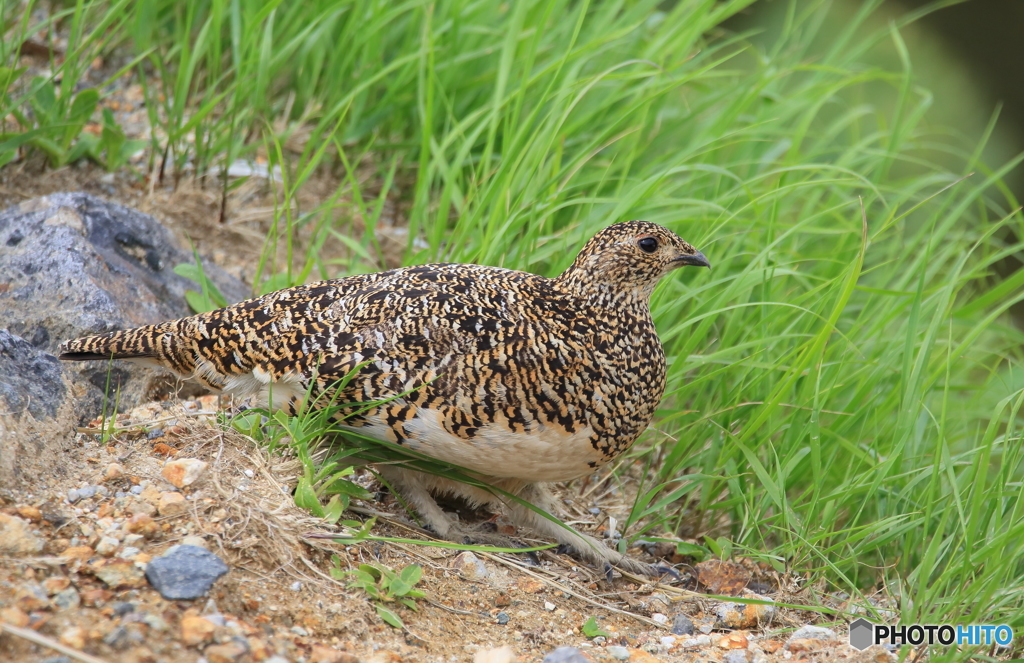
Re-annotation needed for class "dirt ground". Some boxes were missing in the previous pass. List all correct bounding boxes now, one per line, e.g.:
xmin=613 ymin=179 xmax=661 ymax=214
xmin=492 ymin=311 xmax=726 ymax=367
xmin=0 ymin=392 xmax=880 ymax=663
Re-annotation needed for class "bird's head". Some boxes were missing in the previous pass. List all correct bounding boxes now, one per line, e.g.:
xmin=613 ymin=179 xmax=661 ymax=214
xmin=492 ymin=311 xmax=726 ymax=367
xmin=557 ymin=220 xmax=709 ymax=302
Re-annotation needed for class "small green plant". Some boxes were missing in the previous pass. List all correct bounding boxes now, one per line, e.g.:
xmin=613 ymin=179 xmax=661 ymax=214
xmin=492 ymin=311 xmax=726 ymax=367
xmin=174 ymin=246 xmax=229 ymax=314
xmin=332 ymin=560 xmax=425 ymax=628
xmin=581 ymin=615 xmax=611 ymax=639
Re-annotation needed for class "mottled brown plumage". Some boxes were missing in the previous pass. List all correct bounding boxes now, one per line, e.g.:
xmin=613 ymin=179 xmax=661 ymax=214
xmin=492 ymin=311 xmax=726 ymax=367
xmin=60 ymin=220 xmax=709 ymax=575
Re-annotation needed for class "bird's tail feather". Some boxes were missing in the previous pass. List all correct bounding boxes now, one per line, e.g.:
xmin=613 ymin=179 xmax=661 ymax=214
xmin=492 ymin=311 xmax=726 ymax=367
xmin=58 ymin=321 xmax=187 ymax=368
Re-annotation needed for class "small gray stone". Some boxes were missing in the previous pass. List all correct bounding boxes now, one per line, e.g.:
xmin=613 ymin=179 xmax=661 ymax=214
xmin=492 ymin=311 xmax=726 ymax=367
xmin=66 ymin=489 xmax=81 ymax=503
xmin=78 ymin=486 xmax=97 ymax=499
xmin=671 ymin=613 xmax=695 ymax=636
xmin=130 ymin=485 xmax=144 ymax=495
xmin=115 ymin=491 xmax=128 ymax=498
xmin=592 ymin=636 xmax=605 ymax=645
xmin=144 ymin=544 xmax=229 ymax=600
xmin=724 ymin=651 xmax=749 ymax=663
xmin=606 ymin=646 xmax=630 ymax=660
xmin=588 ymin=507 xmax=601 ymax=515
xmin=542 ymin=647 xmax=591 ymax=663
xmin=496 ymin=612 xmax=510 ymax=625
xmin=290 ymin=625 xmax=308 ymax=636
xmin=41 ymin=657 xmax=72 ymax=663
xmin=147 ymin=428 xmax=164 ymax=439
xmin=789 ymin=625 xmax=836 ymax=641
xmin=112 ymin=601 xmax=135 ymax=616
xmin=53 ymin=587 xmax=80 ymax=610
xmin=102 ymin=626 xmax=132 ymax=650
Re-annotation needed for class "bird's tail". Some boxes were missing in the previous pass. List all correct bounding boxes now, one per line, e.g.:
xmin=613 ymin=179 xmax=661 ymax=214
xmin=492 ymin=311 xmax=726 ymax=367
xmin=58 ymin=320 xmax=194 ymax=373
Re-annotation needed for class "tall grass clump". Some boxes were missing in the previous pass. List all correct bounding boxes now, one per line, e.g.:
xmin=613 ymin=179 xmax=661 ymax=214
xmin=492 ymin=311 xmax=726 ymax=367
xmin=3 ymin=0 xmax=1024 ymax=650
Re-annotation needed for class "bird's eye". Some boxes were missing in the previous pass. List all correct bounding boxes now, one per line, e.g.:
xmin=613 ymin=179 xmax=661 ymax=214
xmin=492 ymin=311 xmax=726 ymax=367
xmin=638 ymin=237 xmax=658 ymax=253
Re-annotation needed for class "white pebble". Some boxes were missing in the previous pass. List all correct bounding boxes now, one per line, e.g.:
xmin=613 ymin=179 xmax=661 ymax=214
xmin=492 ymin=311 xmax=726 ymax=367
xmin=652 ymin=612 xmax=668 ymax=624
xmin=543 ymin=601 xmax=556 ymax=611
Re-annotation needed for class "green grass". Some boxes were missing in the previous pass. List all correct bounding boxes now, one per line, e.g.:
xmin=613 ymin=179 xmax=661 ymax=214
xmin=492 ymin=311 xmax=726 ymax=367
xmin=5 ymin=0 xmax=1024 ymax=656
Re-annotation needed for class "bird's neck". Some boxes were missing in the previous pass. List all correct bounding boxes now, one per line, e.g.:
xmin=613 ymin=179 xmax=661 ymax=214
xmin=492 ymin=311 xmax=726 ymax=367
xmin=554 ymin=270 xmax=655 ymax=314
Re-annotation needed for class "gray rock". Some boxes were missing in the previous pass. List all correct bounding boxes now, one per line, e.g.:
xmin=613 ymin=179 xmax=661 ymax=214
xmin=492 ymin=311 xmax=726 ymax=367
xmin=53 ymin=587 xmax=81 ymax=610
xmin=789 ymin=625 xmax=836 ymax=641
xmin=724 ymin=651 xmax=749 ymax=663
xmin=41 ymin=657 xmax=72 ymax=663
xmin=0 ymin=331 xmax=79 ymax=489
xmin=671 ymin=613 xmax=695 ymax=635
xmin=102 ymin=625 xmax=136 ymax=650
xmin=606 ymin=646 xmax=630 ymax=660
xmin=0 ymin=193 xmax=247 ymax=489
xmin=144 ymin=544 xmax=229 ymax=599
xmin=496 ymin=611 xmax=510 ymax=625
xmin=542 ymin=647 xmax=591 ymax=663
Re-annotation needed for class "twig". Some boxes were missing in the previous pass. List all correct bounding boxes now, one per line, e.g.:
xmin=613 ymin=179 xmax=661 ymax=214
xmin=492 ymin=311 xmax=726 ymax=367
xmin=476 ymin=550 xmax=668 ymax=630
xmin=0 ymin=622 xmax=110 ymax=663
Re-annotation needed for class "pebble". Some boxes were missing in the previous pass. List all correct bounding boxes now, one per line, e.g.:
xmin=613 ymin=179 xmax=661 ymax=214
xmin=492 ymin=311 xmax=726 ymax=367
xmin=265 ymin=657 xmax=291 ymax=663
xmin=659 ymin=636 xmax=676 ymax=647
xmin=145 ymin=545 xmax=229 ymax=599
xmin=53 ymin=588 xmax=81 ymax=610
xmin=496 ymin=612 xmax=510 ymax=625
xmin=147 ymin=428 xmax=164 ymax=439
xmin=652 ymin=613 xmax=668 ymax=625
xmin=543 ymin=601 xmax=556 ymax=611
xmin=95 ymin=536 xmax=120 ymax=556
xmin=59 ymin=627 xmax=87 ymax=650
xmin=788 ymin=625 xmax=836 ymax=641
xmin=607 ymin=646 xmax=630 ymax=660
xmin=126 ymin=513 xmax=159 ymax=538
xmin=475 ymin=645 xmax=516 ymax=663
xmin=0 ymin=514 xmax=44 ymax=553
xmin=105 ymin=463 xmax=124 ymax=480
xmin=543 ymin=646 xmax=592 ymax=663
xmin=291 ymin=581 xmax=302 ymax=591
xmin=181 ymin=535 xmax=207 ymax=549
xmin=671 ymin=614 xmax=695 ymax=635
xmin=452 ymin=551 xmax=489 ymax=579
xmin=290 ymin=625 xmax=309 ymax=636
xmin=162 ymin=458 xmax=209 ymax=488
xmin=102 ymin=625 xmax=135 ymax=650
xmin=91 ymin=560 xmax=146 ymax=589
xmin=120 ymin=546 xmax=142 ymax=559
xmin=181 ymin=614 xmax=217 ymax=645
xmin=681 ymin=636 xmax=712 ymax=648
xmin=113 ymin=601 xmax=135 ymax=616
xmin=715 ymin=595 xmax=776 ymax=629
xmin=724 ymin=651 xmax=749 ymax=663
xmin=157 ymin=490 xmax=188 ymax=516
xmin=243 ymin=469 xmax=254 ymax=478
xmin=43 ymin=577 xmax=70 ymax=594
xmin=718 ymin=631 xmax=749 ymax=649
xmin=205 ymin=641 xmax=249 ymax=663
xmin=588 ymin=507 xmax=601 ymax=514
xmin=592 ymin=637 xmax=605 ymax=645
xmin=42 ymin=657 xmax=72 ymax=663
xmin=130 ymin=485 xmax=144 ymax=495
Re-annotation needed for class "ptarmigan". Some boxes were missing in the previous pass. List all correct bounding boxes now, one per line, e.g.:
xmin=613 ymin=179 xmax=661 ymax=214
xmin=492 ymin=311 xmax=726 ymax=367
xmin=60 ymin=220 xmax=709 ymax=575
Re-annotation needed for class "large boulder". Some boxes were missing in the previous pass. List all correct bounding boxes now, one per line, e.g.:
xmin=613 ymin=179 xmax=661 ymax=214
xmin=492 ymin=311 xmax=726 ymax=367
xmin=0 ymin=192 xmax=248 ymax=488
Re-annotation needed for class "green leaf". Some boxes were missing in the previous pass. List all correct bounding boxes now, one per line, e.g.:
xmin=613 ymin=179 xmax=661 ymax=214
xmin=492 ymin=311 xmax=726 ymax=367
xmin=581 ymin=615 xmax=611 ymax=639
xmin=398 ymin=564 xmax=423 ymax=588
xmin=674 ymin=542 xmax=708 ymax=560
xmin=293 ymin=477 xmax=323 ymax=517
xmin=374 ymin=603 xmax=404 ymax=628
xmin=322 ymin=476 xmax=373 ymax=500
xmin=322 ymin=494 xmax=349 ymax=524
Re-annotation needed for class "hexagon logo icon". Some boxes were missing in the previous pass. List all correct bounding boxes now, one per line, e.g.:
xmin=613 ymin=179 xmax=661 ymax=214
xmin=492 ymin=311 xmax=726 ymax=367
xmin=849 ymin=618 xmax=875 ymax=651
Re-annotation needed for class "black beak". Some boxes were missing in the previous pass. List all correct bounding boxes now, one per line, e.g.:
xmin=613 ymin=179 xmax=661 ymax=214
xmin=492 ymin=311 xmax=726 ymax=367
xmin=673 ymin=250 xmax=710 ymax=269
